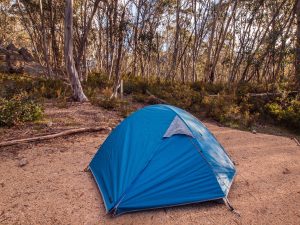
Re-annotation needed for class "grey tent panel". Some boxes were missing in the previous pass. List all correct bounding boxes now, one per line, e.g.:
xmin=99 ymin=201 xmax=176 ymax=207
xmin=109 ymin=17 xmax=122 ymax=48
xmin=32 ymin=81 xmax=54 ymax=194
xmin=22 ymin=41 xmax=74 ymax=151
xmin=163 ymin=116 xmax=194 ymax=138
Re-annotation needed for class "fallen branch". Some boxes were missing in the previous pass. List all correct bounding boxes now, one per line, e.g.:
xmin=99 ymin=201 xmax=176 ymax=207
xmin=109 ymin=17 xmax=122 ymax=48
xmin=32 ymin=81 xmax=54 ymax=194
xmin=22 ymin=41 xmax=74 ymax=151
xmin=247 ymin=91 xmax=298 ymax=97
xmin=146 ymin=90 xmax=168 ymax=104
xmin=208 ymin=91 xmax=298 ymax=98
xmin=0 ymin=127 xmax=111 ymax=148
xmin=292 ymin=137 xmax=300 ymax=146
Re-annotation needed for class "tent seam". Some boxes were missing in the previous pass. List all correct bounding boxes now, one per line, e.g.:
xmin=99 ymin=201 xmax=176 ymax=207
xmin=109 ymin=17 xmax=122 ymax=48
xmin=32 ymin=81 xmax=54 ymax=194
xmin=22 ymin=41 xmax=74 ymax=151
xmin=188 ymin=137 xmax=227 ymax=195
xmin=111 ymin=140 xmax=166 ymax=214
xmin=163 ymin=104 xmax=234 ymax=194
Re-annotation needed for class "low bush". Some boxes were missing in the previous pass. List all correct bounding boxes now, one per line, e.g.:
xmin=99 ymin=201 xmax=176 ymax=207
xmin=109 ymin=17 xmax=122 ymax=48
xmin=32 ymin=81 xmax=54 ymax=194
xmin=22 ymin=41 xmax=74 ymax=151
xmin=0 ymin=73 xmax=70 ymax=99
xmin=132 ymin=93 xmax=149 ymax=103
xmin=0 ymin=92 xmax=43 ymax=127
xmin=151 ymin=83 xmax=203 ymax=110
xmin=96 ymin=97 xmax=120 ymax=110
xmin=34 ymin=78 xmax=69 ymax=99
xmin=123 ymin=76 xmax=150 ymax=94
xmin=2 ymin=73 xmax=298 ymax=132
xmin=265 ymin=97 xmax=300 ymax=130
xmin=90 ymin=90 xmax=134 ymax=118
xmin=84 ymin=72 xmax=113 ymax=90
xmin=201 ymin=95 xmax=256 ymax=128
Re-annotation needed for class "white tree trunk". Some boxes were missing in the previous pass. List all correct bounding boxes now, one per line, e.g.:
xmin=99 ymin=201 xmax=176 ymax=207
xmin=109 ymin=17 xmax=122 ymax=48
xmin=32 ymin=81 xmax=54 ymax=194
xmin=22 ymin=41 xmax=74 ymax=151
xmin=64 ymin=0 xmax=88 ymax=102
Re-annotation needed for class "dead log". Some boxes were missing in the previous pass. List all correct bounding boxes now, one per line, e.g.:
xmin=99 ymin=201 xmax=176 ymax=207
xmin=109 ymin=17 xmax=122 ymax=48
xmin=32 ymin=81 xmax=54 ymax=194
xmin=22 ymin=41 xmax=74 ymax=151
xmin=146 ymin=90 xmax=168 ymax=104
xmin=208 ymin=91 xmax=298 ymax=98
xmin=0 ymin=127 xmax=111 ymax=148
xmin=247 ymin=91 xmax=298 ymax=97
xmin=293 ymin=137 xmax=300 ymax=146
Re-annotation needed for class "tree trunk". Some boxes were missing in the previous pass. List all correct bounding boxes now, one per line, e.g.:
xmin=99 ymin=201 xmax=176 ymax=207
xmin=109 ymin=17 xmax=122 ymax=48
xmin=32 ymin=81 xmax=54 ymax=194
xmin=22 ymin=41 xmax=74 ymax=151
xmin=211 ymin=0 xmax=237 ymax=81
xmin=168 ymin=0 xmax=180 ymax=81
xmin=112 ymin=5 xmax=126 ymax=98
xmin=205 ymin=4 xmax=217 ymax=83
xmin=75 ymin=0 xmax=101 ymax=80
xmin=296 ymin=0 xmax=300 ymax=89
xmin=39 ymin=0 xmax=52 ymax=77
xmin=49 ymin=0 xmax=60 ymax=74
xmin=132 ymin=0 xmax=141 ymax=77
xmin=64 ymin=0 xmax=88 ymax=102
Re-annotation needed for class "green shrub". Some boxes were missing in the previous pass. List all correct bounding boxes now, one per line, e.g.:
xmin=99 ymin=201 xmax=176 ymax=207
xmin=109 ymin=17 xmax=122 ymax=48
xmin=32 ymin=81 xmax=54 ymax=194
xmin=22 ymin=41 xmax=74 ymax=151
xmin=132 ymin=93 xmax=149 ymax=103
xmin=265 ymin=98 xmax=300 ymax=130
xmin=123 ymin=77 xmax=150 ymax=94
xmin=90 ymin=87 xmax=119 ymax=110
xmin=84 ymin=72 xmax=112 ymax=89
xmin=203 ymin=82 xmax=227 ymax=95
xmin=97 ymin=97 xmax=119 ymax=110
xmin=0 ymin=73 xmax=70 ymax=99
xmin=153 ymin=84 xmax=201 ymax=110
xmin=34 ymin=78 xmax=69 ymax=99
xmin=0 ymin=73 xmax=34 ymax=98
xmin=0 ymin=92 xmax=43 ymax=127
xmin=201 ymin=95 xmax=255 ymax=128
xmin=190 ymin=81 xmax=205 ymax=92
xmin=84 ymin=86 xmax=100 ymax=99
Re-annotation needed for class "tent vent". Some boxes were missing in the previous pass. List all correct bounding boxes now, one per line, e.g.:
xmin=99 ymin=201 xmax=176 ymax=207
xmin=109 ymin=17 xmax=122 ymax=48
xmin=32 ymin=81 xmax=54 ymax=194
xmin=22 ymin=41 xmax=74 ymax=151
xmin=163 ymin=116 xmax=193 ymax=138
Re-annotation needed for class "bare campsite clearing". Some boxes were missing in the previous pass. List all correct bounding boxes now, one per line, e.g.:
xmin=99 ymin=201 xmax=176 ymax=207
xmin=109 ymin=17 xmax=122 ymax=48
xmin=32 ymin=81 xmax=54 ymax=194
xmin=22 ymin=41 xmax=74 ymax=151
xmin=0 ymin=102 xmax=299 ymax=225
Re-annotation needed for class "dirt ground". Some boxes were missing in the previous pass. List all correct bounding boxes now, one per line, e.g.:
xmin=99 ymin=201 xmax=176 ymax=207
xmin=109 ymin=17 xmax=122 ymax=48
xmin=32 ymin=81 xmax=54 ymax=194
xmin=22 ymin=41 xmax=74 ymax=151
xmin=0 ymin=102 xmax=299 ymax=225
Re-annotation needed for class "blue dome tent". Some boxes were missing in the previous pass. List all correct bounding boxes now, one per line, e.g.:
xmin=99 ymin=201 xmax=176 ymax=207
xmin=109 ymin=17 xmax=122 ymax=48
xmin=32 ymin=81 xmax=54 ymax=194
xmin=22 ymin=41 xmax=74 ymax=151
xmin=89 ymin=104 xmax=236 ymax=215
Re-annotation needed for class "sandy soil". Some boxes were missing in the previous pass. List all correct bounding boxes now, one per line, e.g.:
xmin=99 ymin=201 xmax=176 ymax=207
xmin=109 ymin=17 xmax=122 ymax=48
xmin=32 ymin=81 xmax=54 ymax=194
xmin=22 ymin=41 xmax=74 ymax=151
xmin=0 ymin=102 xmax=299 ymax=225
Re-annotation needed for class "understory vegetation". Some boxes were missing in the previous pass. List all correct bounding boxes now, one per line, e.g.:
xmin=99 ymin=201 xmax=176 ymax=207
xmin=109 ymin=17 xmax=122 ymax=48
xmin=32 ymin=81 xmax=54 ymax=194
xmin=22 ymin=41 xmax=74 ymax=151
xmin=0 ymin=91 xmax=43 ymax=127
xmin=0 ymin=73 xmax=69 ymax=126
xmin=1 ymin=72 xmax=298 ymax=133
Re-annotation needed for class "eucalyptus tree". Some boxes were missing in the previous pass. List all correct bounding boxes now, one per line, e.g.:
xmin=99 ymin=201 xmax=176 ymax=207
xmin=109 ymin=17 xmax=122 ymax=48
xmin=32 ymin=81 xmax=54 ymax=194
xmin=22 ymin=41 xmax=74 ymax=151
xmin=64 ymin=0 xmax=88 ymax=102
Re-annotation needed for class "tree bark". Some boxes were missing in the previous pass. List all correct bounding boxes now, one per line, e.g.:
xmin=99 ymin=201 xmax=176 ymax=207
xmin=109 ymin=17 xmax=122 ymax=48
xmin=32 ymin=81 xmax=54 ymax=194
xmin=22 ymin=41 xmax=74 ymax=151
xmin=132 ymin=0 xmax=141 ymax=77
xmin=75 ymin=0 xmax=102 ymax=80
xmin=296 ymin=0 xmax=300 ymax=89
xmin=39 ymin=0 xmax=52 ymax=77
xmin=64 ymin=0 xmax=88 ymax=102
xmin=112 ymin=5 xmax=126 ymax=98
xmin=168 ymin=0 xmax=180 ymax=81
xmin=205 ymin=3 xmax=218 ymax=83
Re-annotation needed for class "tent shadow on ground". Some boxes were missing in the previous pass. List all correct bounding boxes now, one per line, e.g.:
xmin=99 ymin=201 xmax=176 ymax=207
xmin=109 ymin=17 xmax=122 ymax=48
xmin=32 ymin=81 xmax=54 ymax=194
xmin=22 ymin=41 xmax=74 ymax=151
xmin=100 ymin=200 xmax=224 ymax=218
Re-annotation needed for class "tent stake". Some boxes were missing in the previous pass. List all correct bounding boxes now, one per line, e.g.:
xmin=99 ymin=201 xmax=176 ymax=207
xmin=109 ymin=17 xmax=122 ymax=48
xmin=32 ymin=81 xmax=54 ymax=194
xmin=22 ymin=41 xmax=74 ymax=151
xmin=223 ymin=198 xmax=240 ymax=217
xmin=84 ymin=166 xmax=90 ymax=172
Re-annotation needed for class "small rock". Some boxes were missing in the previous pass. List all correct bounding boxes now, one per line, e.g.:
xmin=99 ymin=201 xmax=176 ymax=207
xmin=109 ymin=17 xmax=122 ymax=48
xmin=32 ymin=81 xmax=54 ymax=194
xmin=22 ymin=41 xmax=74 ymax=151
xmin=251 ymin=129 xmax=257 ymax=134
xmin=47 ymin=121 xmax=53 ymax=127
xmin=0 ymin=181 xmax=4 ymax=187
xmin=282 ymin=168 xmax=291 ymax=174
xmin=18 ymin=158 xmax=28 ymax=167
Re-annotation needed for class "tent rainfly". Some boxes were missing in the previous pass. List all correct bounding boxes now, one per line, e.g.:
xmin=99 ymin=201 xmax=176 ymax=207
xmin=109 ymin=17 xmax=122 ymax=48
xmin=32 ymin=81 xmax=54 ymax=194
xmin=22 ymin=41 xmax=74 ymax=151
xmin=89 ymin=104 xmax=236 ymax=215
